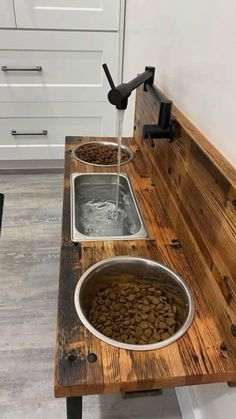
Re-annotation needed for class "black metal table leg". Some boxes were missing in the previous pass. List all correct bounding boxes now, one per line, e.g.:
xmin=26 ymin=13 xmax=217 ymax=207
xmin=66 ymin=396 xmax=82 ymax=419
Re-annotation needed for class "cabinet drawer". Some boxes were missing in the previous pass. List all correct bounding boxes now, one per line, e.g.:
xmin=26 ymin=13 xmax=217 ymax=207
xmin=0 ymin=0 xmax=16 ymax=28
xmin=0 ymin=102 xmax=117 ymax=160
xmin=13 ymin=0 xmax=120 ymax=31
xmin=0 ymin=31 xmax=119 ymax=102
xmin=0 ymin=101 xmax=116 ymax=119
xmin=0 ymin=106 xmax=116 ymax=145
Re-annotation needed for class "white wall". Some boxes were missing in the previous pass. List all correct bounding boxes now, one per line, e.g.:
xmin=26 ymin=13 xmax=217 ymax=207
xmin=123 ymin=0 xmax=236 ymax=168
xmin=123 ymin=1 xmax=236 ymax=417
xmin=176 ymin=384 xmax=236 ymax=419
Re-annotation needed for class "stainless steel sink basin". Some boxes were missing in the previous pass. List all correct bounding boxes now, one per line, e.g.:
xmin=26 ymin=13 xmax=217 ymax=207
xmin=71 ymin=173 xmax=147 ymax=241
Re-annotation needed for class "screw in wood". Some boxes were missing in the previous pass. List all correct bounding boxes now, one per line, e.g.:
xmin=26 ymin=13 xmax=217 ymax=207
xmin=87 ymin=353 xmax=97 ymax=363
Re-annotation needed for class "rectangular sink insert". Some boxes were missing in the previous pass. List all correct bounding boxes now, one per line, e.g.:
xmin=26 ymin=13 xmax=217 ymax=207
xmin=71 ymin=173 xmax=147 ymax=241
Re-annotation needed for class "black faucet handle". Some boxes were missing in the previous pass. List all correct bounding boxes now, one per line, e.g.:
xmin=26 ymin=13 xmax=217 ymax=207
xmin=102 ymin=63 xmax=115 ymax=89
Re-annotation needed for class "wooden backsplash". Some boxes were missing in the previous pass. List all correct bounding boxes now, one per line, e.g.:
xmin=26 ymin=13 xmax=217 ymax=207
xmin=134 ymin=85 xmax=236 ymax=328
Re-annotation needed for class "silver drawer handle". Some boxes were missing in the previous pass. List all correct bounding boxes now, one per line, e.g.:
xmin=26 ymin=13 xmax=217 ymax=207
xmin=2 ymin=66 xmax=42 ymax=72
xmin=11 ymin=130 xmax=48 ymax=136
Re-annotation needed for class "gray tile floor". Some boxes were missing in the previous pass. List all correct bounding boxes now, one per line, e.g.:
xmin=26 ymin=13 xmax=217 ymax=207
xmin=0 ymin=173 xmax=182 ymax=419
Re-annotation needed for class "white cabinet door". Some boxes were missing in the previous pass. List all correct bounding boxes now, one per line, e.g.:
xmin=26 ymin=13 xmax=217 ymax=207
xmin=0 ymin=30 xmax=119 ymax=102
xmin=0 ymin=0 xmax=16 ymax=27
xmin=14 ymin=0 xmax=120 ymax=30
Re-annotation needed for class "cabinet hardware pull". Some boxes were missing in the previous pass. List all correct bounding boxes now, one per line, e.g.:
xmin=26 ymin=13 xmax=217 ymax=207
xmin=11 ymin=130 xmax=48 ymax=136
xmin=2 ymin=66 xmax=42 ymax=72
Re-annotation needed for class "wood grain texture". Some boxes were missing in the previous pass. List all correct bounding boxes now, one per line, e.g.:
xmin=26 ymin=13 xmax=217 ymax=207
xmin=0 ymin=173 xmax=181 ymax=419
xmin=55 ymin=115 xmax=236 ymax=397
xmin=134 ymin=85 xmax=236 ymax=327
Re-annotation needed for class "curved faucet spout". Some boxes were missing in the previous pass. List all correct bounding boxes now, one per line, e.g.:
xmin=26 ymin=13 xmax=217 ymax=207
xmin=102 ymin=63 xmax=155 ymax=110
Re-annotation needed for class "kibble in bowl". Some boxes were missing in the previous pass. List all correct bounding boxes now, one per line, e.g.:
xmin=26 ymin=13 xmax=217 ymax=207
xmin=74 ymin=257 xmax=195 ymax=351
xmin=73 ymin=141 xmax=133 ymax=166
xmin=88 ymin=280 xmax=178 ymax=345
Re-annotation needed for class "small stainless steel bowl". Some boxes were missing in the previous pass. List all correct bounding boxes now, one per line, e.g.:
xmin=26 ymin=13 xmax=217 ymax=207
xmin=74 ymin=256 xmax=195 ymax=351
xmin=72 ymin=141 xmax=134 ymax=167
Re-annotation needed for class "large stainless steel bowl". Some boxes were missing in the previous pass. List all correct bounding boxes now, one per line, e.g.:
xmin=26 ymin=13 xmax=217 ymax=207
xmin=74 ymin=256 xmax=195 ymax=351
xmin=72 ymin=141 xmax=134 ymax=167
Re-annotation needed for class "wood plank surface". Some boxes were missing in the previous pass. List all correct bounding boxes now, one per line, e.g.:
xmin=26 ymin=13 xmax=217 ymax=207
xmin=55 ymin=88 xmax=236 ymax=397
xmin=0 ymin=174 xmax=181 ymax=419
xmin=134 ymin=86 xmax=236 ymax=327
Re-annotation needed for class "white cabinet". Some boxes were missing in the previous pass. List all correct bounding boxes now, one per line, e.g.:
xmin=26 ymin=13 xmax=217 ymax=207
xmin=13 ymin=0 xmax=120 ymax=30
xmin=0 ymin=1 xmax=124 ymax=163
xmin=0 ymin=30 xmax=119 ymax=161
xmin=0 ymin=0 xmax=16 ymax=28
xmin=0 ymin=31 xmax=119 ymax=102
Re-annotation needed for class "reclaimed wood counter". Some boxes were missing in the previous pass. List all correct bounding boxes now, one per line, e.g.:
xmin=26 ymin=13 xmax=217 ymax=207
xmin=55 ymin=88 xmax=236 ymax=399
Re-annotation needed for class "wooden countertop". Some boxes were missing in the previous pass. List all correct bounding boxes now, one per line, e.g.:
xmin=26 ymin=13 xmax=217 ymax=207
xmin=54 ymin=134 xmax=236 ymax=398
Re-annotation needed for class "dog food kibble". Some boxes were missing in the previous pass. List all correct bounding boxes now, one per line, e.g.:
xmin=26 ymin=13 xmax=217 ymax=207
xmin=75 ymin=143 xmax=130 ymax=165
xmin=88 ymin=280 xmax=178 ymax=345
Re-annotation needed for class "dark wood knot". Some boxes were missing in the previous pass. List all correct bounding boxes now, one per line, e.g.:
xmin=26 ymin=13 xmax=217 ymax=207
xmin=220 ymin=342 xmax=230 ymax=359
xmin=64 ymin=241 xmax=78 ymax=248
xmin=231 ymin=324 xmax=236 ymax=337
xmin=67 ymin=349 xmax=81 ymax=362
xmin=223 ymin=276 xmax=233 ymax=305
xmin=170 ymin=239 xmax=182 ymax=250
xmin=192 ymin=353 xmax=199 ymax=364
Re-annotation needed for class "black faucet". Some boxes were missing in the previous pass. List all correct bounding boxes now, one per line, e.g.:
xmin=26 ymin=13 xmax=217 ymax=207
xmin=142 ymin=79 xmax=177 ymax=145
xmin=103 ymin=63 xmax=175 ymax=144
xmin=142 ymin=85 xmax=175 ymax=146
xmin=102 ymin=63 xmax=155 ymax=110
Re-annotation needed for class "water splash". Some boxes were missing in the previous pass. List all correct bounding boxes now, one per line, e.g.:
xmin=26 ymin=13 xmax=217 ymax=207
xmin=78 ymin=188 xmax=137 ymax=237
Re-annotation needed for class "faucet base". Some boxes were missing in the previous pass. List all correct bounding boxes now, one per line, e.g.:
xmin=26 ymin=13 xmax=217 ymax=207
xmin=142 ymin=120 xmax=176 ymax=146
